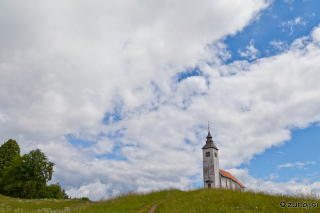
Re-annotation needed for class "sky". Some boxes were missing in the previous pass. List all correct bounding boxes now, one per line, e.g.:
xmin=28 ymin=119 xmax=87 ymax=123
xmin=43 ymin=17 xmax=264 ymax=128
xmin=1 ymin=0 xmax=320 ymax=200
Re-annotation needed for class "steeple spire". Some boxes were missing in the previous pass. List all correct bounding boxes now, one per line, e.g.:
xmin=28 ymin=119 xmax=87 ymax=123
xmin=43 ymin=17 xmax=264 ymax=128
xmin=202 ymin=121 xmax=218 ymax=150
xmin=206 ymin=121 xmax=213 ymax=143
xmin=206 ymin=130 xmax=213 ymax=143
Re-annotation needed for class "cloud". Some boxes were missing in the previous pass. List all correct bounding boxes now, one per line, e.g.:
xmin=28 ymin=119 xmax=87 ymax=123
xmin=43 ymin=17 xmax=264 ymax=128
xmin=281 ymin=17 xmax=308 ymax=33
xmin=277 ymin=161 xmax=316 ymax=170
xmin=239 ymin=39 xmax=260 ymax=60
xmin=46 ymin=23 xmax=320 ymax=199
xmin=270 ymin=173 xmax=279 ymax=180
xmin=0 ymin=0 xmax=269 ymax=141
xmin=269 ymin=40 xmax=288 ymax=51
xmin=2 ymin=1 xmax=320 ymax=200
xmin=66 ymin=179 xmax=112 ymax=201
xmin=228 ymin=168 xmax=320 ymax=196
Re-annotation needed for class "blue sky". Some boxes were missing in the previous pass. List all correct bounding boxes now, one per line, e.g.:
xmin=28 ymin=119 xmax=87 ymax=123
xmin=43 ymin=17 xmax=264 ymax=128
xmin=223 ymin=0 xmax=320 ymax=186
xmin=1 ymin=0 xmax=320 ymax=200
xmin=226 ymin=0 xmax=320 ymax=62
xmin=239 ymin=123 xmax=320 ymax=183
xmin=179 ymin=0 xmax=320 ymax=188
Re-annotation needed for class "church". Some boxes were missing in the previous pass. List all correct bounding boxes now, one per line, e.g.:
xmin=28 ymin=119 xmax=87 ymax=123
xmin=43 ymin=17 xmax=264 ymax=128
xmin=202 ymin=129 xmax=244 ymax=190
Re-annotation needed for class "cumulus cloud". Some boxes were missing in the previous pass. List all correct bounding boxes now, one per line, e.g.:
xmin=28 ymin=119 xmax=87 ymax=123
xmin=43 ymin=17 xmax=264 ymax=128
xmin=228 ymin=168 xmax=320 ymax=196
xmin=66 ymin=179 xmax=112 ymax=201
xmin=239 ymin=39 xmax=260 ymax=60
xmin=2 ymin=0 xmax=320 ymax=200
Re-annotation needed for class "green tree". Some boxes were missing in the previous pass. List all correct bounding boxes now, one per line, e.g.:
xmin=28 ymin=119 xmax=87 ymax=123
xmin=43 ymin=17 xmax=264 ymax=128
xmin=1 ymin=149 xmax=54 ymax=198
xmin=44 ymin=183 xmax=63 ymax=199
xmin=0 ymin=139 xmax=21 ymax=178
xmin=62 ymin=188 xmax=69 ymax=199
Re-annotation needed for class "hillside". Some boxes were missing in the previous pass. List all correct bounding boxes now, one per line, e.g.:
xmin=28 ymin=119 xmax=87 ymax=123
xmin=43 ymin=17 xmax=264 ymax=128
xmin=0 ymin=194 xmax=89 ymax=212
xmin=0 ymin=188 xmax=319 ymax=212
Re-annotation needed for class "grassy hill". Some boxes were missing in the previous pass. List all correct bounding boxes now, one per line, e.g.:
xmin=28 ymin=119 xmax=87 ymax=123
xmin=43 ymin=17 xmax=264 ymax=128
xmin=0 ymin=194 xmax=89 ymax=212
xmin=0 ymin=188 xmax=319 ymax=212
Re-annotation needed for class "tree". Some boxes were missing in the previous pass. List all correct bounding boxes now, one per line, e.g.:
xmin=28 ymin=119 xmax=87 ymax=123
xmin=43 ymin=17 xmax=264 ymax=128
xmin=40 ymin=183 xmax=63 ymax=199
xmin=1 ymin=149 xmax=54 ymax=198
xmin=62 ymin=188 xmax=69 ymax=199
xmin=0 ymin=139 xmax=21 ymax=178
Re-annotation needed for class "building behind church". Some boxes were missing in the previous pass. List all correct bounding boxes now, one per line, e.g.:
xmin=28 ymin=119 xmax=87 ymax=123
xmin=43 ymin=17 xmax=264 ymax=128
xmin=202 ymin=130 xmax=244 ymax=190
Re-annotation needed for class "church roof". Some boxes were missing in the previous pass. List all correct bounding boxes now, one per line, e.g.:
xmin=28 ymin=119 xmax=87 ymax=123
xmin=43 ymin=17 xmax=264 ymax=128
xmin=202 ymin=131 xmax=218 ymax=150
xmin=220 ymin=169 xmax=244 ymax=188
xmin=202 ymin=143 xmax=218 ymax=150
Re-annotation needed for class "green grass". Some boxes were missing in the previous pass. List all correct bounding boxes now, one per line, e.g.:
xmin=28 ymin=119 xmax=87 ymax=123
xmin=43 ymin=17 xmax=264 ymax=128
xmin=1 ymin=188 xmax=319 ymax=212
xmin=71 ymin=189 xmax=177 ymax=213
xmin=155 ymin=188 xmax=320 ymax=212
xmin=0 ymin=195 xmax=89 ymax=213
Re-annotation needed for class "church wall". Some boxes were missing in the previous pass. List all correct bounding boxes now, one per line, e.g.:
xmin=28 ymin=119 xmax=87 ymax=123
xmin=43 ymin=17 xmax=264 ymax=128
xmin=203 ymin=149 xmax=215 ymax=188
xmin=235 ymin=183 xmax=244 ymax=190
xmin=220 ymin=176 xmax=242 ymax=190
xmin=213 ymin=149 xmax=220 ymax=188
xmin=203 ymin=148 xmax=220 ymax=188
xmin=231 ymin=181 xmax=236 ymax=190
xmin=220 ymin=176 xmax=231 ymax=189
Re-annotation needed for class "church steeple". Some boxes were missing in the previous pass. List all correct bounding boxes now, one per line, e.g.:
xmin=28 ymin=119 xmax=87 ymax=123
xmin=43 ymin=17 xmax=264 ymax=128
xmin=202 ymin=121 xmax=220 ymax=188
xmin=202 ymin=121 xmax=218 ymax=150
xmin=206 ymin=131 xmax=214 ymax=143
xmin=206 ymin=121 xmax=213 ymax=143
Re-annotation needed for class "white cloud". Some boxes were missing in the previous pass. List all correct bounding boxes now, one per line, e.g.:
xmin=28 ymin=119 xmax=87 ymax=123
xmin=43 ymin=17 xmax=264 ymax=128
xmin=311 ymin=26 xmax=320 ymax=44
xmin=269 ymin=40 xmax=288 ymax=51
xmin=239 ymin=39 xmax=260 ymax=60
xmin=281 ymin=17 xmax=308 ymax=34
xmin=270 ymin=173 xmax=279 ymax=180
xmin=0 ymin=0 xmax=269 ymax=141
xmin=228 ymin=168 xmax=320 ymax=196
xmin=66 ymin=179 xmax=112 ymax=201
xmin=277 ymin=161 xmax=316 ymax=170
xmin=2 ymin=0 xmax=320 ymax=200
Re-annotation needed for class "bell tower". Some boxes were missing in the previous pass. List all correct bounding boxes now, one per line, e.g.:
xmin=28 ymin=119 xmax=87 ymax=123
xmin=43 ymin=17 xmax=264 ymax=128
xmin=202 ymin=122 xmax=220 ymax=188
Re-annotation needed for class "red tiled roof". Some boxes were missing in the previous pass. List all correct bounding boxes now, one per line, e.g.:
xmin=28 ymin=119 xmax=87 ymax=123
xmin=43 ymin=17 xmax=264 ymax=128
xmin=220 ymin=169 xmax=244 ymax=188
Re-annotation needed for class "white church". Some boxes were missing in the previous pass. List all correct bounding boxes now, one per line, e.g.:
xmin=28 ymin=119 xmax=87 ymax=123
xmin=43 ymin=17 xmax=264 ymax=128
xmin=202 ymin=129 xmax=244 ymax=190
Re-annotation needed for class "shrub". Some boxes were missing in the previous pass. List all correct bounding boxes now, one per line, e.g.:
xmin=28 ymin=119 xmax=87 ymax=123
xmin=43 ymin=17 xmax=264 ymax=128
xmin=81 ymin=197 xmax=90 ymax=201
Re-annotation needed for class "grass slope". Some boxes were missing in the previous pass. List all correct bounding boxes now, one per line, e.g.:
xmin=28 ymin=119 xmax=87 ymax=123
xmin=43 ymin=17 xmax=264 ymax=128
xmin=0 ymin=194 xmax=89 ymax=212
xmin=71 ymin=188 xmax=319 ymax=213
xmin=1 ymin=188 xmax=319 ymax=212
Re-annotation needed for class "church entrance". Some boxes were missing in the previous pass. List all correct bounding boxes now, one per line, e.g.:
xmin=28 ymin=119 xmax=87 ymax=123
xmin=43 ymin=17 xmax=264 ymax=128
xmin=208 ymin=184 xmax=211 ymax=188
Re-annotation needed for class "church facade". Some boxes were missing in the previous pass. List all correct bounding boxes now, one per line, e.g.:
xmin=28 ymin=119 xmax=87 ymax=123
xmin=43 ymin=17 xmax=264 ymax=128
xmin=202 ymin=130 xmax=244 ymax=190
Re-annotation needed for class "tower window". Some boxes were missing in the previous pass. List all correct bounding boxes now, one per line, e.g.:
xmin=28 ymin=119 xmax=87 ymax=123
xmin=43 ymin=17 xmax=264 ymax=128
xmin=215 ymin=153 xmax=217 ymax=157
xmin=206 ymin=152 xmax=210 ymax=157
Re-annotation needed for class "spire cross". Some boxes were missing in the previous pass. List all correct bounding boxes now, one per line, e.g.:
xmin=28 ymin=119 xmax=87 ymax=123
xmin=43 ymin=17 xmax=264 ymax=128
xmin=208 ymin=121 xmax=210 ymax=132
